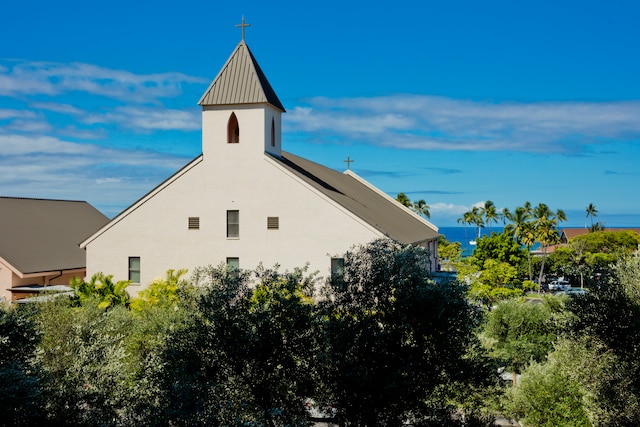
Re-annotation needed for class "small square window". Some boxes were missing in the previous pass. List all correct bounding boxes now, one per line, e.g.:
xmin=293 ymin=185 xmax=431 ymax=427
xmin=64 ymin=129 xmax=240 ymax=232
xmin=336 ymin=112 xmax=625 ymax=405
xmin=129 ymin=257 xmax=141 ymax=283
xmin=227 ymin=210 xmax=239 ymax=238
xmin=188 ymin=217 xmax=200 ymax=230
xmin=267 ymin=216 xmax=279 ymax=230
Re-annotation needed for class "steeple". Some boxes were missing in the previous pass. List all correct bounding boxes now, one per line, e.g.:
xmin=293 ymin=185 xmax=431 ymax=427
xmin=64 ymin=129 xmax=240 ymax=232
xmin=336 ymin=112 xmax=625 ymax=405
xmin=198 ymin=40 xmax=285 ymax=112
xmin=199 ymin=33 xmax=285 ymax=159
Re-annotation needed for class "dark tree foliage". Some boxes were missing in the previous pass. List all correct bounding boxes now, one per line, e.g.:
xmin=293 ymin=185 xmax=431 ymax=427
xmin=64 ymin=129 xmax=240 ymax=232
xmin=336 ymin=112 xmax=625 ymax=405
xmin=156 ymin=264 xmax=320 ymax=427
xmin=319 ymin=238 xmax=491 ymax=426
xmin=566 ymin=258 xmax=640 ymax=425
xmin=0 ymin=305 xmax=45 ymax=426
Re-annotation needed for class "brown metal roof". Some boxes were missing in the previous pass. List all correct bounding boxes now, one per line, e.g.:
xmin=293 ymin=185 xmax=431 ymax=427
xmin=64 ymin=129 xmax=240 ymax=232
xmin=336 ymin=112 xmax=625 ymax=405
xmin=273 ymin=152 xmax=439 ymax=244
xmin=198 ymin=41 xmax=285 ymax=111
xmin=0 ymin=197 xmax=109 ymax=274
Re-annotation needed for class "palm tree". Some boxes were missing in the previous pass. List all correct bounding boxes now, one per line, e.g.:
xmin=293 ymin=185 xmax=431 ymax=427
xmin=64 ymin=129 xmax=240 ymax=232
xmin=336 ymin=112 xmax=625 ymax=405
xmin=70 ymin=272 xmax=130 ymax=309
xmin=396 ymin=192 xmax=412 ymax=208
xmin=505 ymin=205 xmax=534 ymax=280
xmin=469 ymin=206 xmax=484 ymax=242
xmin=412 ymin=199 xmax=431 ymax=219
xmin=482 ymin=200 xmax=499 ymax=233
xmin=500 ymin=207 xmax=512 ymax=225
xmin=586 ymin=203 xmax=598 ymax=230
xmin=532 ymin=203 xmax=563 ymax=284
xmin=396 ymin=193 xmax=430 ymax=219
xmin=457 ymin=214 xmax=471 ymax=254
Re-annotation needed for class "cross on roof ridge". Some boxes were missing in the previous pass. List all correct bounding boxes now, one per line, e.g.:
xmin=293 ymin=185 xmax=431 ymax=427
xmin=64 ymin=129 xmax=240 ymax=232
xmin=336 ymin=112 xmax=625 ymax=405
xmin=344 ymin=155 xmax=354 ymax=170
xmin=236 ymin=16 xmax=251 ymax=41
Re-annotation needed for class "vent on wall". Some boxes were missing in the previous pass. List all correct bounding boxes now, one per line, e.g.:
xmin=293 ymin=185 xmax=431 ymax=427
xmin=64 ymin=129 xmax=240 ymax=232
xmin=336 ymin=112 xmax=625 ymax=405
xmin=267 ymin=216 xmax=279 ymax=230
xmin=188 ymin=217 xmax=200 ymax=230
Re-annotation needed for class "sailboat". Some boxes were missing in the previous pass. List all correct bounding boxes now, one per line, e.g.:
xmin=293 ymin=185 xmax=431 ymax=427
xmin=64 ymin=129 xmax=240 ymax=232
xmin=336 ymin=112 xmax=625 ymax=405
xmin=469 ymin=228 xmax=481 ymax=245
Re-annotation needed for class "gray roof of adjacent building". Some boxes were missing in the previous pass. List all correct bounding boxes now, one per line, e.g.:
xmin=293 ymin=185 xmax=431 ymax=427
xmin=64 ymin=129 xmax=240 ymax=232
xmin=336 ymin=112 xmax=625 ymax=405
xmin=273 ymin=152 xmax=439 ymax=245
xmin=0 ymin=197 xmax=109 ymax=275
xmin=198 ymin=40 xmax=285 ymax=112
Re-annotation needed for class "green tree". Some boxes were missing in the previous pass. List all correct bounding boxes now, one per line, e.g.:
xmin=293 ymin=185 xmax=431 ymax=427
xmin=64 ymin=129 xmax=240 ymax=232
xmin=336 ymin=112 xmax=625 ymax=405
xmin=35 ymin=299 xmax=144 ymax=425
xmin=70 ymin=272 xmax=130 ymax=309
xmin=437 ymin=235 xmax=463 ymax=271
xmin=320 ymin=238 xmax=489 ymax=426
xmin=158 ymin=264 xmax=320 ymax=426
xmin=395 ymin=192 xmax=430 ymax=218
xmin=505 ymin=205 xmax=535 ymax=280
xmin=0 ymin=305 xmax=45 ymax=426
xmin=457 ymin=211 xmax=473 ymax=254
xmin=473 ymin=230 xmax=526 ymax=268
xmin=562 ymin=254 xmax=640 ymax=424
xmin=504 ymin=347 xmax=590 ymax=427
xmin=479 ymin=259 xmax=519 ymax=289
xmin=395 ymin=192 xmax=411 ymax=207
xmin=482 ymin=200 xmax=499 ymax=232
xmin=413 ymin=198 xmax=431 ymax=218
xmin=129 ymin=268 xmax=189 ymax=312
xmin=481 ymin=298 xmax=560 ymax=385
xmin=532 ymin=203 xmax=565 ymax=284
xmin=585 ymin=203 xmax=598 ymax=230
xmin=469 ymin=206 xmax=485 ymax=241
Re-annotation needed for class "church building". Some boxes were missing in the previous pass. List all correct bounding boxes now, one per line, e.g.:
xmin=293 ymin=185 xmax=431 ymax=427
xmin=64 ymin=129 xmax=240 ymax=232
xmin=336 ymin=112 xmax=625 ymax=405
xmin=80 ymin=30 xmax=439 ymax=293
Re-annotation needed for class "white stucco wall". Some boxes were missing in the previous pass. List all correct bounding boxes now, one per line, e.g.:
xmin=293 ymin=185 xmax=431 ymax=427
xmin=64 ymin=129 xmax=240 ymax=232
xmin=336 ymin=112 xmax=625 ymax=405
xmin=84 ymin=104 xmax=384 ymax=295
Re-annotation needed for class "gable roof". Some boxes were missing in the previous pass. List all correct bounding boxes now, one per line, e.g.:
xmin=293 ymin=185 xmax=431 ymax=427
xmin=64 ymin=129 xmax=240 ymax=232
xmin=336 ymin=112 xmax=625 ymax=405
xmin=562 ymin=227 xmax=640 ymax=241
xmin=198 ymin=40 xmax=285 ymax=112
xmin=0 ymin=197 xmax=109 ymax=275
xmin=273 ymin=152 xmax=439 ymax=245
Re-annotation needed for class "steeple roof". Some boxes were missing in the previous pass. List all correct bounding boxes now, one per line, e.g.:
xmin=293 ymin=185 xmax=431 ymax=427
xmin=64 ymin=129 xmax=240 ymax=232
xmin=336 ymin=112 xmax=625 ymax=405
xmin=198 ymin=40 xmax=285 ymax=112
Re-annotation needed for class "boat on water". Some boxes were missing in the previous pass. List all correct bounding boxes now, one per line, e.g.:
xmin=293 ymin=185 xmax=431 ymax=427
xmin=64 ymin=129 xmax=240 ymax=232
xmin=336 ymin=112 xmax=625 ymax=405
xmin=469 ymin=228 xmax=482 ymax=245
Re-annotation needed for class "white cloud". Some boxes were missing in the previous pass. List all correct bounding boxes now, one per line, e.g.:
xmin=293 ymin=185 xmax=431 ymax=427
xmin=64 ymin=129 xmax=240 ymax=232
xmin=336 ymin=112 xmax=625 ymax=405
xmin=30 ymin=102 xmax=85 ymax=116
xmin=0 ymin=108 xmax=36 ymax=120
xmin=84 ymin=106 xmax=200 ymax=131
xmin=0 ymin=60 xmax=208 ymax=102
xmin=0 ymin=133 xmax=192 ymax=214
xmin=286 ymin=95 xmax=640 ymax=153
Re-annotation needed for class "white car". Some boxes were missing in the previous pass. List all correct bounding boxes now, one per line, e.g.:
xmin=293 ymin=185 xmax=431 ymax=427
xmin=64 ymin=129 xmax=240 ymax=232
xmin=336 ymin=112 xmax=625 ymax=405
xmin=548 ymin=280 xmax=571 ymax=291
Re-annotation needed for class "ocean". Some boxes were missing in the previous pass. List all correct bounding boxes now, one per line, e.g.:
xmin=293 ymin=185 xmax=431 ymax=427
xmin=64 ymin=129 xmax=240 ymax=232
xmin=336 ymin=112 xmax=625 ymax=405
xmin=438 ymin=226 xmax=505 ymax=257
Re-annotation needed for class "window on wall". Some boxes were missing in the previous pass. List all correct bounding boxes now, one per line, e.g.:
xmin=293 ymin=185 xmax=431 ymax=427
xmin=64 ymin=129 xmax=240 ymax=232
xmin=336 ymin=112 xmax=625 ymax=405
xmin=129 ymin=257 xmax=141 ymax=283
xmin=330 ymin=257 xmax=345 ymax=283
xmin=227 ymin=210 xmax=239 ymax=238
xmin=226 ymin=257 xmax=239 ymax=270
xmin=271 ymin=117 xmax=275 ymax=147
xmin=227 ymin=112 xmax=239 ymax=143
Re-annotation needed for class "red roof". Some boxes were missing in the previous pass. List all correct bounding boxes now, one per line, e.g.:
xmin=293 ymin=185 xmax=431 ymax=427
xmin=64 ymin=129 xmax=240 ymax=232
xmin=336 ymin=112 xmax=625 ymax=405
xmin=561 ymin=227 xmax=640 ymax=242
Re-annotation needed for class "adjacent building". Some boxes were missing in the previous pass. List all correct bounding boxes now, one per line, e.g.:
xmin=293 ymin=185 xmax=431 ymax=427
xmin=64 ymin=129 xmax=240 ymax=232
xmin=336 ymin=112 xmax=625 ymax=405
xmin=0 ymin=196 xmax=109 ymax=302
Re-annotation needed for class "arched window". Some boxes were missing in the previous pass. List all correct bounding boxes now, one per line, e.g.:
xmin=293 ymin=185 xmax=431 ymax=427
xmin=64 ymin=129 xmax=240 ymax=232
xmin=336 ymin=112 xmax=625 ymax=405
xmin=227 ymin=112 xmax=239 ymax=143
xmin=271 ymin=117 xmax=275 ymax=147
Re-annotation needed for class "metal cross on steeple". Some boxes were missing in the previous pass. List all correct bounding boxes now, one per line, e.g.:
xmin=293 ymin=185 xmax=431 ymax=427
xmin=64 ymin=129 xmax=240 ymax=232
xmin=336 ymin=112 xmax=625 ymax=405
xmin=236 ymin=16 xmax=251 ymax=41
xmin=343 ymin=155 xmax=354 ymax=170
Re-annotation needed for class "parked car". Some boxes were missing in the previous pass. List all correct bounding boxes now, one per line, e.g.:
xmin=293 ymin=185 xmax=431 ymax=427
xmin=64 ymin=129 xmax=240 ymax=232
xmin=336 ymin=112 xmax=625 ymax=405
xmin=556 ymin=287 xmax=588 ymax=297
xmin=548 ymin=279 xmax=571 ymax=291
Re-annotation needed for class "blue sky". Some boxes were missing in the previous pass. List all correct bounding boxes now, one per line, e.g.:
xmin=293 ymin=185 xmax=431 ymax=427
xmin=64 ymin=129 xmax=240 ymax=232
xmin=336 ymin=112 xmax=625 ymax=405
xmin=1 ymin=0 xmax=640 ymax=227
